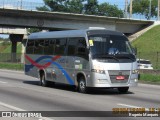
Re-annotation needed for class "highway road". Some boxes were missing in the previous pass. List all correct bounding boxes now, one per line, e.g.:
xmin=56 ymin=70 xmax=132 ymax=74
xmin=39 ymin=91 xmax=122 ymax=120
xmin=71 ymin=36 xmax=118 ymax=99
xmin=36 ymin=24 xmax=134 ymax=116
xmin=0 ymin=69 xmax=159 ymax=120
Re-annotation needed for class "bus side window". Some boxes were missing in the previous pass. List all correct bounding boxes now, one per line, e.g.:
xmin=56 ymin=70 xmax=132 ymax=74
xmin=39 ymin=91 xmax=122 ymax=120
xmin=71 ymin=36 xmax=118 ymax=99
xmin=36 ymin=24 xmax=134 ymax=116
xmin=55 ymin=38 xmax=67 ymax=55
xmin=26 ymin=40 xmax=34 ymax=54
xmin=44 ymin=39 xmax=55 ymax=55
xmin=77 ymin=38 xmax=86 ymax=54
xmin=76 ymin=38 xmax=88 ymax=59
xmin=34 ymin=40 xmax=44 ymax=55
xmin=67 ymin=38 xmax=78 ymax=56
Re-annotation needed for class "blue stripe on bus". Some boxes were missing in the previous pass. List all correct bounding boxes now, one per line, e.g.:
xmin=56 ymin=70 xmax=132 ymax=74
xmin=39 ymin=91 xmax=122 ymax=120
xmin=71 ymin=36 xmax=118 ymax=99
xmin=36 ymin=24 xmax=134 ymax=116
xmin=51 ymin=62 xmax=75 ymax=85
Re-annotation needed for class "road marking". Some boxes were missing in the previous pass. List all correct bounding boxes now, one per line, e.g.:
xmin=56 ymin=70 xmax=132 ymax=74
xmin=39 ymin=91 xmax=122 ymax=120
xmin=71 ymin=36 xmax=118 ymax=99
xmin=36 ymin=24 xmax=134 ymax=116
xmin=0 ymin=101 xmax=54 ymax=120
xmin=117 ymin=103 xmax=149 ymax=111
xmin=0 ymin=81 xmax=7 ymax=84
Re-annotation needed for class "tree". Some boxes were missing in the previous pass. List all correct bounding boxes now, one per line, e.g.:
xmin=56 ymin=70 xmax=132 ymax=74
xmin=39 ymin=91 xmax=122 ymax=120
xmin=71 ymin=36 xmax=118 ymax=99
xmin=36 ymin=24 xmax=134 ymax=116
xmin=28 ymin=28 xmax=42 ymax=34
xmin=37 ymin=0 xmax=123 ymax=17
xmin=36 ymin=6 xmax=50 ymax=11
xmin=65 ymin=0 xmax=86 ymax=14
xmin=98 ymin=2 xmax=123 ymax=18
xmin=131 ymin=0 xmax=157 ymax=20
xmin=37 ymin=0 xmax=86 ymax=13
xmin=84 ymin=0 xmax=99 ymax=15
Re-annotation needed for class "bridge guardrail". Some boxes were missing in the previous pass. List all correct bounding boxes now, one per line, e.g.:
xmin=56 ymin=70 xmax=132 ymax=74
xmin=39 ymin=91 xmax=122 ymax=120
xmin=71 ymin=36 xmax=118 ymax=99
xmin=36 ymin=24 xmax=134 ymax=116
xmin=0 ymin=0 xmax=153 ymax=20
xmin=0 ymin=0 xmax=44 ymax=10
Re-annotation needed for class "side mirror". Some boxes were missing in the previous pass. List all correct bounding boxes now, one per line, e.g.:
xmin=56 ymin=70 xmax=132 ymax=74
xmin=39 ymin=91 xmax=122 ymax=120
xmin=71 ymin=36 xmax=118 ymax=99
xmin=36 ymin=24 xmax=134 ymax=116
xmin=132 ymin=48 xmax=137 ymax=55
xmin=86 ymin=47 xmax=90 ymax=54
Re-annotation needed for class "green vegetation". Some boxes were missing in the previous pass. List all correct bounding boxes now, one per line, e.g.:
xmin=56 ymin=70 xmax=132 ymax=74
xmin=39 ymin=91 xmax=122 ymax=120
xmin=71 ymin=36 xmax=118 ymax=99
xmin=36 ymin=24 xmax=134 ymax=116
xmin=0 ymin=41 xmax=10 ymax=52
xmin=0 ymin=62 xmax=24 ymax=71
xmin=132 ymin=25 xmax=160 ymax=52
xmin=131 ymin=0 xmax=157 ymax=20
xmin=139 ymin=73 xmax=160 ymax=84
xmin=0 ymin=42 xmax=22 ymax=53
xmin=37 ymin=0 xmax=123 ymax=17
xmin=132 ymin=25 xmax=160 ymax=69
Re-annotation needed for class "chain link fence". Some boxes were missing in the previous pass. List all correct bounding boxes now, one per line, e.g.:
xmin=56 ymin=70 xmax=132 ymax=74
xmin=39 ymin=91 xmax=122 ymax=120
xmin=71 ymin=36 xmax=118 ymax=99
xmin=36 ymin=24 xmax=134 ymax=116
xmin=137 ymin=52 xmax=160 ymax=70
xmin=0 ymin=0 xmax=44 ymax=10
xmin=0 ymin=52 xmax=159 ymax=70
xmin=0 ymin=53 xmax=24 ymax=71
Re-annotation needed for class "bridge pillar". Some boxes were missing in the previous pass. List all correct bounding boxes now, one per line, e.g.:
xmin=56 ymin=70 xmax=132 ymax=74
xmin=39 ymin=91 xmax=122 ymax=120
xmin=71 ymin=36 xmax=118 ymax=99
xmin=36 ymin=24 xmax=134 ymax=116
xmin=9 ymin=34 xmax=24 ymax=62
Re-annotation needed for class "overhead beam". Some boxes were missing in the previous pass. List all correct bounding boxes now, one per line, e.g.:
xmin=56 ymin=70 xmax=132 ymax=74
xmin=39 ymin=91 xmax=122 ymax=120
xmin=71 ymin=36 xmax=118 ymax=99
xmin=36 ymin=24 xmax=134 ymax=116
xmin=0 ymin=27 xmax=27 ymax=34
xmin=0 ymin=8 xmax=154 ymax=34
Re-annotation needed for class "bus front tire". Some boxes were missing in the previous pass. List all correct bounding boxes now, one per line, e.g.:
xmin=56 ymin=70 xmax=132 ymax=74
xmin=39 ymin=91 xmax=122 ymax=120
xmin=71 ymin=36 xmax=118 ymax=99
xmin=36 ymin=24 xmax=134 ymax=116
xmin=118 ymin=87 xmax=129 ymax=93
xmin=78 ymin=78 xmax=87 ymax=93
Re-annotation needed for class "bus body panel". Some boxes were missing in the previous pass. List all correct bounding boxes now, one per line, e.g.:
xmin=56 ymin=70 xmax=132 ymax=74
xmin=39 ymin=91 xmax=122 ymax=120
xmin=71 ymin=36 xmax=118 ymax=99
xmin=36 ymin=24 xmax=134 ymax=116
xmin=25 ymin=29 xmax=138 ymax=89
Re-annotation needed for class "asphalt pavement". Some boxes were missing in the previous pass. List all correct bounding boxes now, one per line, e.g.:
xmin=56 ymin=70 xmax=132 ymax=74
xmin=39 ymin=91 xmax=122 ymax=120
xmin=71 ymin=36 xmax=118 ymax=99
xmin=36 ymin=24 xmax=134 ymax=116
xmin=0 ymin=69 xmax=159 ymax=120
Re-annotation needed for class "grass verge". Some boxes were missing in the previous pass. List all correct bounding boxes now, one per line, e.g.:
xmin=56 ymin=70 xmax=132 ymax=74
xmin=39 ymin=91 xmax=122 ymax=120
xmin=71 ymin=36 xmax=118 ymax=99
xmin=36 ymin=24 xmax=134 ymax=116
xmin=139 ymin=73 xmax=160 ymax=85
xmin=0 ymin=62 xmax=24 ymax=71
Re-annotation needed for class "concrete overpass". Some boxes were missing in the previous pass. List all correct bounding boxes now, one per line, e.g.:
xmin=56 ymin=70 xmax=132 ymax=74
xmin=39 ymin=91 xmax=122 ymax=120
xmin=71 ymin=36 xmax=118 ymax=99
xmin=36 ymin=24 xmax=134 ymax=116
xmin=0 ymin=8 xmax=154 ymax=34
xmin=0 ymin=27 xmax=27 ymax=35
xmin=0 ymin=8 xmax=154 ymax=62
xmin=0 ymin=27 xmax=27 ymax=62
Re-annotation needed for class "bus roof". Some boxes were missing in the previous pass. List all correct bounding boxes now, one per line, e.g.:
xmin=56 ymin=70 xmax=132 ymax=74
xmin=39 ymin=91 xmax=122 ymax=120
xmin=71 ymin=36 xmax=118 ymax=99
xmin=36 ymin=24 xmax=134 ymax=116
xmin=28 ymin=29 xmax=124 ymax=40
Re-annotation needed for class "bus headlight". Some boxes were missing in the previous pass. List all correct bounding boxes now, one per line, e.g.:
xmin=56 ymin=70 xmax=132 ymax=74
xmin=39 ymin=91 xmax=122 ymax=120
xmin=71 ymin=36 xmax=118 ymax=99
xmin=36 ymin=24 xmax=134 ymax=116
xmin=92 ymin=64 xmax=105 ymax=74
xmin=91 ymin=69 xmax=105 ymax=74
xmin=132 ymin=69 xmax=139 ymax=74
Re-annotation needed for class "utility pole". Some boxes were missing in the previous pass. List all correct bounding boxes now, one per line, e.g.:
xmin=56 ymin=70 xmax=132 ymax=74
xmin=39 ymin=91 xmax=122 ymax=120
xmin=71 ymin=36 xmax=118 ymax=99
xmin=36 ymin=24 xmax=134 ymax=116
xmin=129 ymin=0 xmax=132 ymax=19
xmin=20 ymin=0 xmax=22 ymax=9
xmin=158 ymin=0 xmax=160 ymax=20
xmin=125 ymin=0 xmax=128 ymax=18
xmin=149 ymin=0 xmax=151 ymax=20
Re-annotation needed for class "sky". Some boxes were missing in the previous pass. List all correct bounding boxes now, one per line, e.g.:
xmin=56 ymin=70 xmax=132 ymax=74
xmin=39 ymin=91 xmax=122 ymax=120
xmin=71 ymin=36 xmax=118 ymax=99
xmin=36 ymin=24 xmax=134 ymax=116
xmin=26 ymin=0 xmax=126 ymax=9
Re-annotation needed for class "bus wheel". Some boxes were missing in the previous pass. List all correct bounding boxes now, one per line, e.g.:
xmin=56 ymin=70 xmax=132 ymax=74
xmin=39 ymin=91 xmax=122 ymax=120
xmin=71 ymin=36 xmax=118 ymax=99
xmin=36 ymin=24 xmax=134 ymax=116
xmin=118 ymin=87 xmax=129 ymax=93
xmin=40 ymin=74 xmax=48 ymax=87
xmin=78 ymin=77 xmax=87 ymax=93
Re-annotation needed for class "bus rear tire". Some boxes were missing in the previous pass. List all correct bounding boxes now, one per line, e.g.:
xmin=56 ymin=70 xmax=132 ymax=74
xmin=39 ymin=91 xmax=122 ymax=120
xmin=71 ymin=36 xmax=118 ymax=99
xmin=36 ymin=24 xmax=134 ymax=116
xmin=118 ymin=87 xmax=129 ymax=93
xmin=40 ymin=74 xmax=49 ymax=87
xmin=78 ymin=77 xmax=88 ymax=93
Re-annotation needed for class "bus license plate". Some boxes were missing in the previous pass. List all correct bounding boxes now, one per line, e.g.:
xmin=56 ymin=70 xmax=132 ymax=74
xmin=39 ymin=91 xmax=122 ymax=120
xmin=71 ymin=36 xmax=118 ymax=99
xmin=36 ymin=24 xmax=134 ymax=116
xmin=116 ymin=76 xmax=125 ymax=80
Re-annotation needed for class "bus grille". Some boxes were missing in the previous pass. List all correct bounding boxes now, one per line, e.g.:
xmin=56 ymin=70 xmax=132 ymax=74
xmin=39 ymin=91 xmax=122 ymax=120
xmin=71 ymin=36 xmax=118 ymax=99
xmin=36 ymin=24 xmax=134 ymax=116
xmin=108 ymin=70 xmax=130 ymax=83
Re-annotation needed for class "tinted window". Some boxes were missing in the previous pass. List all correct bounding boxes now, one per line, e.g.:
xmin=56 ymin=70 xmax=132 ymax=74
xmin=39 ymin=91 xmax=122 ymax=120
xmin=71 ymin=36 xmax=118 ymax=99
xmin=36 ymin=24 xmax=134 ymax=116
xmin=139 ymin=60 xmax=151 ymax=64
xmin=76 ymin=38 xmax=88 ymax=59
xmin=67 ymin=38 xmax=78 ymax=56
xmin=26 ymin=40 xmax=34 ymax=54
xmin=44 ymin=39 xmax=55 ymax=55
xmin=55 ymin=38 xmax=67 ymax=55
xmin=77 ymin=38 xmax=87 ymax=55
xmin=34 ymin=40 xmax=44 ymax=54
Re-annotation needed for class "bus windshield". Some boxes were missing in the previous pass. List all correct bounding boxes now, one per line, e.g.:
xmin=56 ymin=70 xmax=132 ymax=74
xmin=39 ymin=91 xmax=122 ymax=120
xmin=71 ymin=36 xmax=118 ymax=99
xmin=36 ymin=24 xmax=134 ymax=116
xmin=88 ymin=35 xmax=135 ymax=62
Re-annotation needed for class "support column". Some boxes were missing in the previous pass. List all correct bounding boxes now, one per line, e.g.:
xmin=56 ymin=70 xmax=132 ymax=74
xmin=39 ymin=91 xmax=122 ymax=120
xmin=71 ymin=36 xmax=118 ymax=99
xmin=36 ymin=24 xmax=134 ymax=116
xmin=11 ymin=40 xmax=17 ymax=62
xmin=9 ymin=34 xmax=24 ymax=62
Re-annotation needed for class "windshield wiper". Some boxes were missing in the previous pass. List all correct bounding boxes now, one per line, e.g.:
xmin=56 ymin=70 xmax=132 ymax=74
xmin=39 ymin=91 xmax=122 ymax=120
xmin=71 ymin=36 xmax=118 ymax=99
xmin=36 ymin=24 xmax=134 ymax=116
xmin=116 ymin=55 xmax=135 ymax=61
xmin=93 ymin=54 xmax=119 ymax=62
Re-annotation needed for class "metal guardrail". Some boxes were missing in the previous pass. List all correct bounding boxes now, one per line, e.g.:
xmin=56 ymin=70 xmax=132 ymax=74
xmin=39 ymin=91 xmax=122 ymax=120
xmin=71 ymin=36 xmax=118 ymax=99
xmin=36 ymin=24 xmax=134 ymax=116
xmin=137 ymin=52 xmax=160 ymax=70
xmin=0 ymin=53 xmax=23 ymax=71
xmin=0 ymin=0 xmax=153 ymax=20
